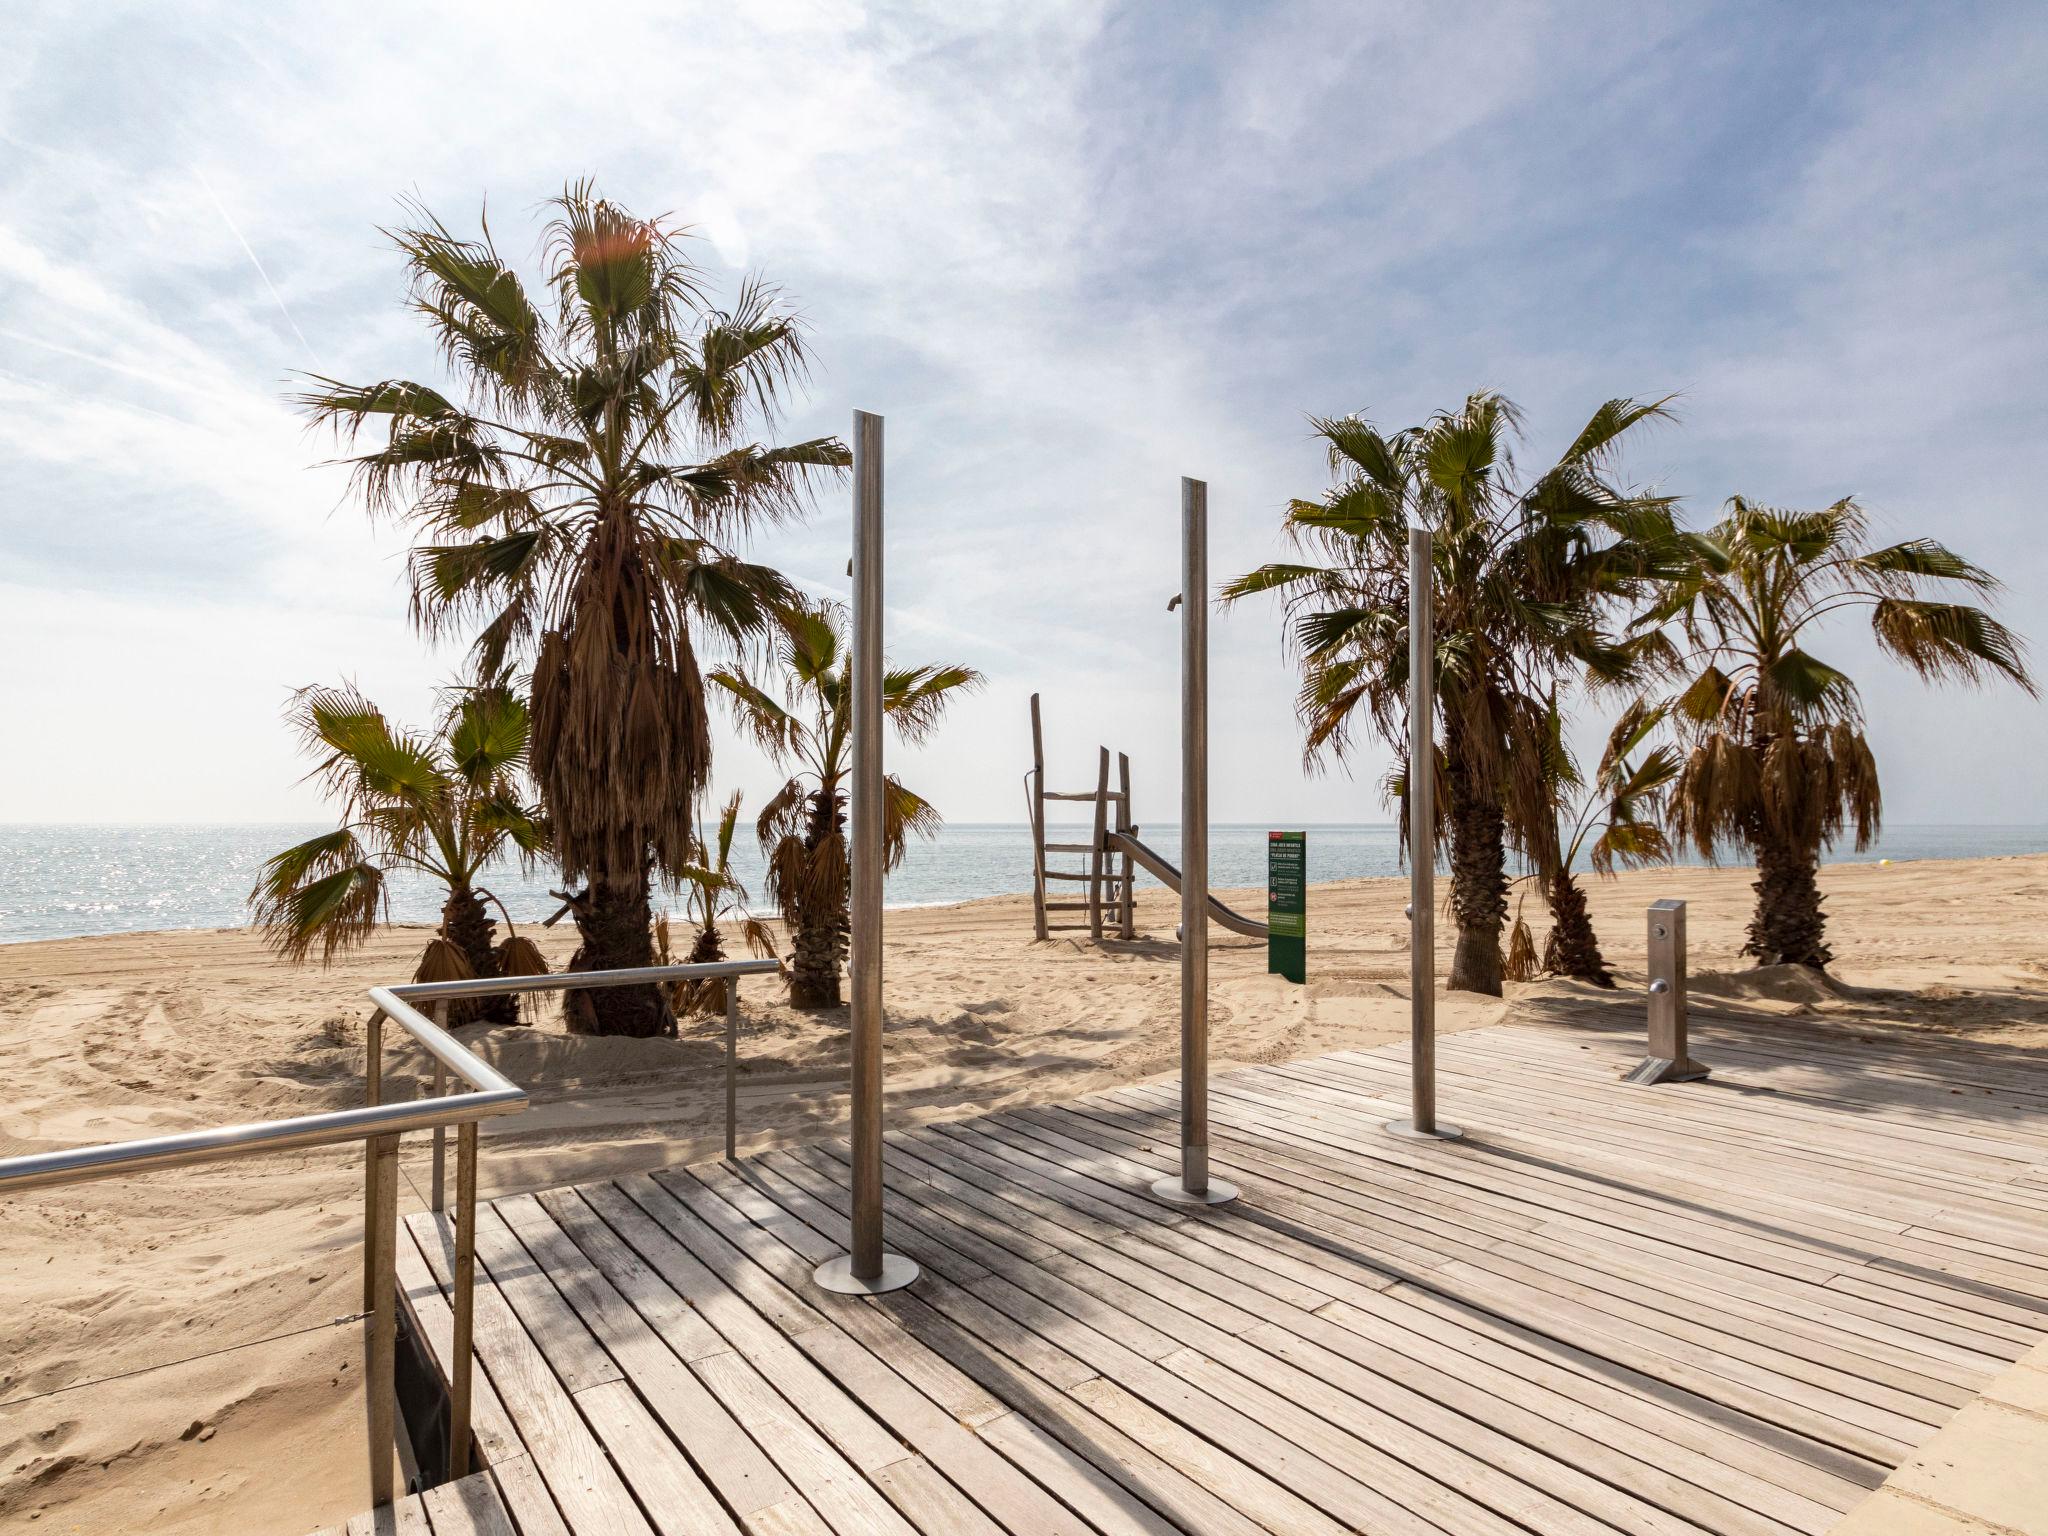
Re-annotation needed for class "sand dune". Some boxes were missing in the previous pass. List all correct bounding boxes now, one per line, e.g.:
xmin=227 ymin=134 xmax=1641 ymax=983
xmin=2 ymin=853 xmax=2044 ymax=1533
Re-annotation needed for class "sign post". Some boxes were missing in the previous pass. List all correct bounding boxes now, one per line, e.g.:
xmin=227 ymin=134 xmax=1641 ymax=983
xmin=1267 ymin=832 xmax=1306 ymax=984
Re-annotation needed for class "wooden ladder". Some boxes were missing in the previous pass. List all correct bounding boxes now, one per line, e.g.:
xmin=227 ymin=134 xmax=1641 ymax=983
xmin=1028 ymin=692 xmax=1136 ymax=940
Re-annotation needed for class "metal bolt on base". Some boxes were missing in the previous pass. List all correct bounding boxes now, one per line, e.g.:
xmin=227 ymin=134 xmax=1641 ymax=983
xmin=812 ymin=1252 xmax=921 ymax=1295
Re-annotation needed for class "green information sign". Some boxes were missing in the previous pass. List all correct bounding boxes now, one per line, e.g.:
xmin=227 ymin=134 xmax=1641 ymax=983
xmin=1267 ymin=831 xmax=1306 ymax=984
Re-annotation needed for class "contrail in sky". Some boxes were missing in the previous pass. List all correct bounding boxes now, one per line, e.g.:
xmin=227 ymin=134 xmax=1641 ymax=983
xmin=195 ymin=167 xmax=320 ymax=364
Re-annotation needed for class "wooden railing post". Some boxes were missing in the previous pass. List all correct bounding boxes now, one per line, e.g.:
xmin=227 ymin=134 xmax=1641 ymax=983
xmin=448 ymin=1121 xmax=479 ymax=1477
xmin=1029 ymin=694 xmax=1049 ymax=941
xmin=364 ymin=1133 xmax=399 ymax=1506
xmin=1087 ymin=746 xmax=1110 ymax=941
xmin=1117 ymin=752 xmax=1136 ymax=939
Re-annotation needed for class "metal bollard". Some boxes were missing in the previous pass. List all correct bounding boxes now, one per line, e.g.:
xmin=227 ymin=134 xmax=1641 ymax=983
xmin=1623 ymin=899 xmax=1709 ymax=1085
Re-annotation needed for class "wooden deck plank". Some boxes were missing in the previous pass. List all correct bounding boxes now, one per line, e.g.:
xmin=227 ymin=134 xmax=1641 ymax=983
xmin=1298 ymin=1048 xmax=2048 ymax=1243
xmin=419 ymin=1471 xmax=518 ymax=1536
xmin=798 ymin=1146 xmax=1548 ymax=1536
xmin=493 ymin=1191 xmax=798 ymax=1521
xmin=381 ymin=1018 xmax=2046 ymax=1536
xmin=1132 ymin=1069 xmax=2048 ymax=1324
xmin=545 ymin=1189 xmax=918 ymax=1536
xmin=1068 ymin=1080 xmax=2026 ymax=1386
xmin=487 ymin=1457 xmax=570 ymax=1536
xmin=573 ymin=1378 xmax=740 ymax=1536
xmin=736 ymin=1153 xmax=1283 ymax=1535
xmin=1038 ymin=1104 xmax=1928 ymax=1464
xmin=1007 ymin=1096 xmax=2015 ymax=1382
xmin=887 ymin=1118 xmax=1828 ymax=1536
xmin=1089 ymin=1094 xmax=1938 ymax=1459
xmin=816 ymin=1135 xmax=1650 ymax=1536
xmin=1242 ymin=1059 xmax=2048 ymax=1294
xmin=396 ymin=1220 xmax=525 ymax=1467
xmin=627 ymin=1170 xmax=1101 ymax=1535
xmin=343 ymin=1498 xmax=431 ymax=1535
xmin=1016 ymin=1097 xmax=1895 ymax=1496
xmin=996 ymin=1106 xmax=1872 ymax=1524
xmin=939 ymin=1111 xmax=1857 ymax=1533
xmin=403 ymin=1213 xmax=656 ymax=1536
xmin=726 ymin=1147 xmax=1329 ymax=1535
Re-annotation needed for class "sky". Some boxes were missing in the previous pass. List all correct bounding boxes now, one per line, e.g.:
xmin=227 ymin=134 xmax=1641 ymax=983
xmin=2 ymin=0 xmax=2044 ymax=829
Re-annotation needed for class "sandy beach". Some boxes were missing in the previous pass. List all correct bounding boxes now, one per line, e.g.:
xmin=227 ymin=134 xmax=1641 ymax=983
xmin=3 ymin=853 xmax=2046 ymax=1535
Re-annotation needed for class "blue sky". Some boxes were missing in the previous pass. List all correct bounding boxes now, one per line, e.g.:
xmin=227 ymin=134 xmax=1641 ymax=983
xmin=2 ymin=1 xmax=2043 ymax=827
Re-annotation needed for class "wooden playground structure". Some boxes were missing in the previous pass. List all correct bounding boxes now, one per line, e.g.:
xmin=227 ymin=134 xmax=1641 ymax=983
xmin=1025 ymin=692 xmax=1136 ymax=941
xmin=1025 ymin=692 xmax=1269 ymax=944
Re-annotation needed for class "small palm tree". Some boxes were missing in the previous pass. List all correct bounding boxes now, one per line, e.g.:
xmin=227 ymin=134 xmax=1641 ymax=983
xmin=1649 ymin=496 xmax=2033 ymax=968
xmin=654 ymin=790 xmax=776 ymax=1017
xmin=1510 ymin=697 xmax=1679 ymax=986
xmin=251 ymin=682 xmax=548 ymax=1024
xmin=1223 ymin=392 xmax=1676 ymax=994
xmin=297 ymin=183 xmax=846 ymax=1037
xmin=712 ymin=602 xmax=983 ymax=1008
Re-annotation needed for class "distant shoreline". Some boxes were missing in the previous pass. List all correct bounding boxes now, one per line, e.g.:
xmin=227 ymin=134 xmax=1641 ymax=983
xmin=8 ymin=845 xmax=2047 ymax=950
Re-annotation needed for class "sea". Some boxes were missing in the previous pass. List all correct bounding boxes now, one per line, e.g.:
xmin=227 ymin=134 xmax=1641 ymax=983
xmin=3 ymin=822 xmax=2046 ymax=946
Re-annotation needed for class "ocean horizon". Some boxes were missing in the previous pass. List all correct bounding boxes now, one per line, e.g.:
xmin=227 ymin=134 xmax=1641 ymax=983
xmin=4 ymin=821 xmax=2046 ymax=947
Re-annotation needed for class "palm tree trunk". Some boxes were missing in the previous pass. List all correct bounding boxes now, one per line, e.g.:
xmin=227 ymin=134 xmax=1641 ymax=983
xmin=1445 ymin=737 xmax=1507 ymax=996
xmin=1540 ymin=871 xmax=1614 ymax=986
xmin=1746 ymin=820 xmax=1832 ymax=968
xmin=565 ymin=863 xmax=674 ymax=1037
xmin=787 ymin=790 xmax=847 ymax=1010
xmin=440 ymin=886 xmax=515 ymax=1026
xmin=680 ymin=920 xmax=727 ymax=1016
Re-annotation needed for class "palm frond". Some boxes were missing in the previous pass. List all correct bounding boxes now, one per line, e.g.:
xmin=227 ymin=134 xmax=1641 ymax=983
xmin=1870 ymin=599 xmax=2035 ymax=693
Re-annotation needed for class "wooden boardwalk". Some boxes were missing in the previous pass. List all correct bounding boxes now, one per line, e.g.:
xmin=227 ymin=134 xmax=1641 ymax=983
xmin=394 ymin=1013 xmax=2048 ymax=1536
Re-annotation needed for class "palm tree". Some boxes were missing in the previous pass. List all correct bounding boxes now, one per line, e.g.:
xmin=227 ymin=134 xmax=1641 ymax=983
xmin=1649 ymin=496 xmax=2033 ymax=968
xmin=297 ymin=183 xmax=846 ymax=1037
xmin=1510 ymin=697 xmax=1680 ymax=986
xmin=251 ymin=682 xmax=547 ymax=1025
xmin=1223 ymin=392 xmax=1675 ymax=994
xmin=712 ymin=602 xmax=983 ymax=1008
xmin=654 ymin=789 xmax=776 ymax=1017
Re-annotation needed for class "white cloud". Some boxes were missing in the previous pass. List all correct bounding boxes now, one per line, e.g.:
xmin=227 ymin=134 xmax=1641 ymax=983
xmin=0 ymin=0 xmax=2041 ymax=832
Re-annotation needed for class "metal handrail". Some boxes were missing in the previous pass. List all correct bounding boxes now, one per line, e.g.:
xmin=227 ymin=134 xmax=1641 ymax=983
xmin=0 ymin=955 xmax=782 ymax=1510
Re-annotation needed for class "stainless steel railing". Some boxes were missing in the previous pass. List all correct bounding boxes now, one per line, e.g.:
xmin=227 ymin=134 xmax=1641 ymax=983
xmin=0 ymin=955 xmax=780 ymax=1508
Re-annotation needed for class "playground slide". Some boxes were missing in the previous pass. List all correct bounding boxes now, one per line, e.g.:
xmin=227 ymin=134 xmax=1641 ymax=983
xmin=1103 ymin=832 xmax=1270 ymax=939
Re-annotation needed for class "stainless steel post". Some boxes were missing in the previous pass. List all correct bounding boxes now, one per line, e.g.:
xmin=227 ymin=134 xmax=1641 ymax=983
xmin=1625 ymin=900 xmax=1710 ymax=1084
xmin=815 ymin=409 xmax=919 ymax=1295
xmin=364 ymin=1132 xmax=399 ymax=1506
xmin=1153 ymin=477 xmax=1238 ymax=1207
xmin=725 ymin=978 xmax=739 ymax=1163
xmin=449 ymin=1121 xmax=478 ymax=1477
xmin=430 ymin=1002 xmax=448 ymax=1214
xmin=1388 ymin=524 xmax=1461 ymax=1142
xmin=363 ymin=1011 xmax=384 ymax=1311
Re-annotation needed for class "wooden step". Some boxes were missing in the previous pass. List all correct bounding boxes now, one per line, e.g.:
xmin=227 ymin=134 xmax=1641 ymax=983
xmin=1043 ymin=870 xmax=1130 ymax=882
xmin=1043 ymin=842 xmax=1097 ymax=853
xmin=1043 ymin=790 xmax=1127 ymax=802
